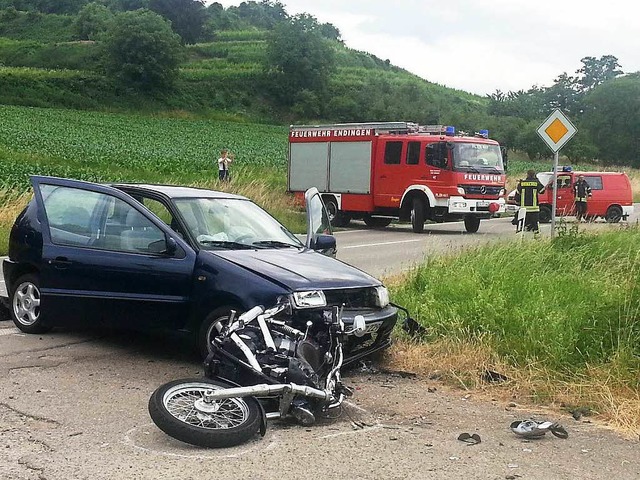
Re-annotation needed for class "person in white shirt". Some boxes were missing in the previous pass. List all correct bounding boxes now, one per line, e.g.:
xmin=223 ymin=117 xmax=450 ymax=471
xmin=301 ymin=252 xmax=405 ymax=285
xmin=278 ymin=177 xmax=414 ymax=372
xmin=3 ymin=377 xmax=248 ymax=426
xmin=217 ymin=149 xmax=233 ymax=181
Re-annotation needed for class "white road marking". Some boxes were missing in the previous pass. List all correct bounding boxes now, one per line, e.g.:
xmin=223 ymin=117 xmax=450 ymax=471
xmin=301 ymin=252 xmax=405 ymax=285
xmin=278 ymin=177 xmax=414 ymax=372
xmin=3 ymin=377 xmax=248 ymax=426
xmin=319 ymin=424 xmax=383 ymax=439
xmin=122 ymin=424 xmax=280 ymax=459
xmin=341 ymin=239 xmax=425 ymax=249
xmin=0 ymin=328 xmax=20 ymax=337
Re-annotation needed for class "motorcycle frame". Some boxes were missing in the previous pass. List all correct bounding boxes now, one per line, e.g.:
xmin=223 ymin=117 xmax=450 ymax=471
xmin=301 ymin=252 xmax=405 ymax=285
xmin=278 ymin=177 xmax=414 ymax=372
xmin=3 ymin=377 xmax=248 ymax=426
xmin=203 ymin=303 xmax=346 ymax=419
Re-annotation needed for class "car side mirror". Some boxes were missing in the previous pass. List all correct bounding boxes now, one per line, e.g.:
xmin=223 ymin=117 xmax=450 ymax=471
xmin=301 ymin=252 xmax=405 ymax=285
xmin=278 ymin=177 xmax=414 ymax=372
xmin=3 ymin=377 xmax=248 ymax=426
xmin=163 ymin=236 xmax=178 ymax=256
xmin=311 ymin=234 xmax=336 ymax=257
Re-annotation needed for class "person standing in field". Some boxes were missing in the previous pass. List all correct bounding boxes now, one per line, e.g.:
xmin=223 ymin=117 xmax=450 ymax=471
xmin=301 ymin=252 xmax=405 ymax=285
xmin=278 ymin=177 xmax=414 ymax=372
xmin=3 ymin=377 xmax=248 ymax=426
xmin=573 ymin=174 xmax=592 ymax=222
xmin=217 ymin=149 xmax=233 ymax=181
xmin=514 ymin=169 xmax=546 ymax=235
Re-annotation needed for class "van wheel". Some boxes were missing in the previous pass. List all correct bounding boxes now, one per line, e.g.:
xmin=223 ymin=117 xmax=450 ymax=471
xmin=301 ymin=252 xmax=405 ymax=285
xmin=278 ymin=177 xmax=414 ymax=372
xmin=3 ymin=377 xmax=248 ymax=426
xmin=411 ymin=198 xmax=426 ymax=233
xmin=463 ymin=216 xmax=481 ymax=233
xmin=539 ymin=205 xmax=552 ymax=223
xmin=605 ymin=205 xmax=623 ymax=223
xmin=198 ymin=306 xmax=241 ymax=360
xmin=363 ymin=216 xmax=392 ymax=228
xmin=10 ymin=274 xmax=51 ymax=334
xmin=325 ymin=198 xmax=351 ymax=227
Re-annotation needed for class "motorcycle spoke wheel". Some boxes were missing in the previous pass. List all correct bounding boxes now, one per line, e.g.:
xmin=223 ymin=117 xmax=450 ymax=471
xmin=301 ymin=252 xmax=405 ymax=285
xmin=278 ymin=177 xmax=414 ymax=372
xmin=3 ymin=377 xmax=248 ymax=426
xmin=149 ymin=378 xmax=262 ymax=448
xmin=163 ymin=383 xmax=249 ymax=429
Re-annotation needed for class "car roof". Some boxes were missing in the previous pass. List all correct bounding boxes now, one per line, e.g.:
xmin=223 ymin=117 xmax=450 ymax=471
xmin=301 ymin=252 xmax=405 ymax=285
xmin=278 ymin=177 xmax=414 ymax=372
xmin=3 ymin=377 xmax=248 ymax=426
xmin=111 ymin=183 xmax=249 ymax=200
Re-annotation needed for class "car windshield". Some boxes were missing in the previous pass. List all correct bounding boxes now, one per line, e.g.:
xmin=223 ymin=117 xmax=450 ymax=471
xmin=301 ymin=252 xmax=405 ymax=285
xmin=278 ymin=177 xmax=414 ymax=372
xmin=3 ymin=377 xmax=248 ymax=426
xmin=173 ymin=197 xmax=303 ymax=250
xmin=452 ymin=143 xmax=504 ymax=173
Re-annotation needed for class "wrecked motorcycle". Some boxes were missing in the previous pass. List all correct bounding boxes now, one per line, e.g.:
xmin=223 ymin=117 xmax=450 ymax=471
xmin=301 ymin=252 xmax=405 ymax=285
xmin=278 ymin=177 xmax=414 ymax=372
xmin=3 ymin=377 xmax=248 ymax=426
xmin=148 ymin=301 xmax=367 ymax=448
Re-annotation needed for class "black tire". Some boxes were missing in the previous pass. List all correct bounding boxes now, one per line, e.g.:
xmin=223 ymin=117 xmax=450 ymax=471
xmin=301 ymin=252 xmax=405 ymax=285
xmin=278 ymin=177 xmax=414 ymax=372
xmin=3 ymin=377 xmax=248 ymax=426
xmin=198 ymin=306 xmax=241 ymax=360
xmin=10 ymin=274 xmax=51 ymax=334
xmin=411 ymin=197 xmax=426 ymax=233
xmin=148 ymin=377 xmax=262 ymax=448
xmin=363 ymin=215 xmax=392 ymax=228
xmin=539 ymin=205 xmax=552 ymax=224
xmin=605 ymin=205 xmax=622 ymax=223
xmin=463 ymin=215 xmax=481 ymax=233
xmin=324 ymin=198 xmax=351 ymax=228
xmin=0 ymin=301 xmax=10 ymax=322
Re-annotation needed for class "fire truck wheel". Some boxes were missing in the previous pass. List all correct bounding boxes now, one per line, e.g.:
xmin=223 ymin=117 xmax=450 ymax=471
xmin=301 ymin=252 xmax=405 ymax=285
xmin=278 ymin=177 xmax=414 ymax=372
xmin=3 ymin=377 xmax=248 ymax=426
xmin=463 ymin=215 xmax=481 ymax=233
xmin=363 ymin=215 xmax=392 ymax=228
xmin=539 ymin=205 xmax=552 ymax=224
xmin=411 ymin=198 xmax=426 ymax=233
xmin=325 ymin=198 xmax=351 ymax=227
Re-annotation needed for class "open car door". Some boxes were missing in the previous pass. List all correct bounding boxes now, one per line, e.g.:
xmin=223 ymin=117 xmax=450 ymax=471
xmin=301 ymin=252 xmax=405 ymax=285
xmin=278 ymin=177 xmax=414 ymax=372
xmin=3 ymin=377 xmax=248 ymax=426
xmin=304 ymin=187 xmax=336 ymax=257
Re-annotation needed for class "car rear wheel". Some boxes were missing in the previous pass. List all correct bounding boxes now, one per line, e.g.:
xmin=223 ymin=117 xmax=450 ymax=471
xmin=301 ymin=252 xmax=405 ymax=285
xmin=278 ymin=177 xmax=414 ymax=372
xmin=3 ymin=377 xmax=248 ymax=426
xmin=605 ymin=205 xmax=623 ymax=223
xmin=198 ymin=306 xmax=242 ymax=360
xmin=11 ymin=274 xmax=51 ymax=334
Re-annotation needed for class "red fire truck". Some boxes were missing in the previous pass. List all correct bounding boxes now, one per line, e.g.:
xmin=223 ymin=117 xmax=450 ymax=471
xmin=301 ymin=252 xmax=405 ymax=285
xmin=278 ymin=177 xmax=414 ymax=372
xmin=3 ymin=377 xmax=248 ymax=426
xmin=288 ymin=122 xmax=507 ymax=233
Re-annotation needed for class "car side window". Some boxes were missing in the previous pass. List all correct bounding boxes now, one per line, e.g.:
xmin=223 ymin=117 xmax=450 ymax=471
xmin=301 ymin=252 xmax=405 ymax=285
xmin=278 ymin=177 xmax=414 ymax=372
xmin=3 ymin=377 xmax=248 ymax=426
xmin=39 ymin=185 xmax=166 ymax=254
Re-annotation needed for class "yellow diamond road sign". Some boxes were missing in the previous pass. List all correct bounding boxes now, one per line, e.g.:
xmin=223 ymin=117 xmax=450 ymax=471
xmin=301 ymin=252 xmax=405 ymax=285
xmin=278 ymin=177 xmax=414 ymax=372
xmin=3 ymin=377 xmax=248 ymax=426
xmin=537 ymin=109 xmax=577 ymax=153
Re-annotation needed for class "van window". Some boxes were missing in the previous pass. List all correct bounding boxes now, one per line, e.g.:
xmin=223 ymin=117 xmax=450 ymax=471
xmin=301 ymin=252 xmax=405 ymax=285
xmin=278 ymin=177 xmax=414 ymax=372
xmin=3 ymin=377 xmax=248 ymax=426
xmin=585 ymin=176 xmax=603 ymax=190
xmin=406 ymin=141 xmax=420 ymax=165
xmin=384 ymin=141 xmax=402 ymax=165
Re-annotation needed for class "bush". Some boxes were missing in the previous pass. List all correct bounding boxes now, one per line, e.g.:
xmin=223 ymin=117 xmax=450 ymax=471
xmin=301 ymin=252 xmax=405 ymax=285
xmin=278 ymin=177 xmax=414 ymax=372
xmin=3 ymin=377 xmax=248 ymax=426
xmin=102 ymin=9 xmax=183 ymax=91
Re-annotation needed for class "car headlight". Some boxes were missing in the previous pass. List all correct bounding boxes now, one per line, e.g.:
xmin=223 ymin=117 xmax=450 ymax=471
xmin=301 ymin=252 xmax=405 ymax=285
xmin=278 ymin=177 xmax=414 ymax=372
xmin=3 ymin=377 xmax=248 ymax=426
xmin=292 ymin=290 xmax=327 ymax=309
xmin=457 ymin=187 xmax=465 ymax=195
xmin=375 ymin=286 xmax=390 ymax=308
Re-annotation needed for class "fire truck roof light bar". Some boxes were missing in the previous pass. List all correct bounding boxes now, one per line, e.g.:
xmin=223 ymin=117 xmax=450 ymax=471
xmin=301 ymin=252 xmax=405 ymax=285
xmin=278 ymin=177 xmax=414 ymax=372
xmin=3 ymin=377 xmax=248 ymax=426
xmin=290 ymin=122 xmax=492 ymax=139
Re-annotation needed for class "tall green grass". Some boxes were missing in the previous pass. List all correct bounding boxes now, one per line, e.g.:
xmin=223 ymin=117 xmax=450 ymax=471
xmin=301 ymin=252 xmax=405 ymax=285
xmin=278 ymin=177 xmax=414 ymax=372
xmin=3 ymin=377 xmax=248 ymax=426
xmin=392 ymin=228 xmax=640 ymax=380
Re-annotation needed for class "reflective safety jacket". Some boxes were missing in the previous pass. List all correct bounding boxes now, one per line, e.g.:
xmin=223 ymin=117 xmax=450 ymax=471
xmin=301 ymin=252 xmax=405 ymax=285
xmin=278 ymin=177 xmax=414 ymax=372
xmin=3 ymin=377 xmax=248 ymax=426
xmin=516 ymin=177 xmax=546 ymax=212
xmin=573 ymin=179 xmax=592 ymax=202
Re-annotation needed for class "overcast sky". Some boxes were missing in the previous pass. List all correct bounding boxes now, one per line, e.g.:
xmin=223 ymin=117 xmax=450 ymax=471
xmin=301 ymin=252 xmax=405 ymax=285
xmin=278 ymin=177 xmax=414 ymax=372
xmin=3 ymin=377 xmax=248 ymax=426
xmin=213 ymin=0 xmax=639 ymax=96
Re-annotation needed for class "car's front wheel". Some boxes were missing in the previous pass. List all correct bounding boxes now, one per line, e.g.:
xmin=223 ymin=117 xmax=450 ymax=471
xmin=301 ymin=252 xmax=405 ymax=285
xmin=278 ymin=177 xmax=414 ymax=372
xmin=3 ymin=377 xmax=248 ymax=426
xmin=198 ymin=306 xmax=242 ymax=360
xmin=11 ymin=274 xmax=51 ymax=334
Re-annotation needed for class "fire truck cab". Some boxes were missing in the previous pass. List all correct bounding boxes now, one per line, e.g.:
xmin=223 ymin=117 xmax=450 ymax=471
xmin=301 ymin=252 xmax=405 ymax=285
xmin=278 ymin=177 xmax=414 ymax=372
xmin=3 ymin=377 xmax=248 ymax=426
xmin=288 ymin=122 xmax=507 ymax=233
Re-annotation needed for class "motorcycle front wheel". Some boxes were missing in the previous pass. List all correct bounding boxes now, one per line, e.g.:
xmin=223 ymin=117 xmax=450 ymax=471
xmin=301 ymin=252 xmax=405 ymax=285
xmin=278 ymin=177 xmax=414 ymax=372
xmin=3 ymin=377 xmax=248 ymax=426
xmin=149 ymin=378 xmax=262 ymax=448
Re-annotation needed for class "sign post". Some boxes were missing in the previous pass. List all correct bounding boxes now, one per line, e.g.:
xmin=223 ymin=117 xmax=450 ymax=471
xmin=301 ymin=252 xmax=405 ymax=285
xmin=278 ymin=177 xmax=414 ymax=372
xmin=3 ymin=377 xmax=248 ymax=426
xmin=536 ymin=110 xmax=577 ymax=238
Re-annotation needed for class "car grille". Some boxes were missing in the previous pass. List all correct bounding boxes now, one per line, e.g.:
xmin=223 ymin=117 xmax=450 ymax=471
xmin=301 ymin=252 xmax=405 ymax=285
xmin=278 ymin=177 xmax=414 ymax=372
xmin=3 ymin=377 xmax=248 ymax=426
xmin=462 ymin=185 xmax=502 ymax=196
xmin=323 ymin=287 xmax=378 ymax=308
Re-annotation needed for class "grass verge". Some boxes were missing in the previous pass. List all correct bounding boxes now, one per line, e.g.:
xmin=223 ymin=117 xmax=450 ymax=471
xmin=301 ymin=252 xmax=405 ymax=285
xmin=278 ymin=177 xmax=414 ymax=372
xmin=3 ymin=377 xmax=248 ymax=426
xmin=387 ymin=227 xmax=640 ymax=435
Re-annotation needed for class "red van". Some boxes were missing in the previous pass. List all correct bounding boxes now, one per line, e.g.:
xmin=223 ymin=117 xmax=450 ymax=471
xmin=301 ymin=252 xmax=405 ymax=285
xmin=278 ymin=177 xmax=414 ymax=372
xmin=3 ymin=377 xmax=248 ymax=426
xmin=508 ymin=169 xmax=634 ymax=223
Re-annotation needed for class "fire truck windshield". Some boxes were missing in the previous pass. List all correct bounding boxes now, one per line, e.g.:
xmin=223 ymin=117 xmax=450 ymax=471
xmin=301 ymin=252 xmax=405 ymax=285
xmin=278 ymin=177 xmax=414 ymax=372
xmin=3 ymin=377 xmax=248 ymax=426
xmin=452 ymin=143 xmax=504 ymax=173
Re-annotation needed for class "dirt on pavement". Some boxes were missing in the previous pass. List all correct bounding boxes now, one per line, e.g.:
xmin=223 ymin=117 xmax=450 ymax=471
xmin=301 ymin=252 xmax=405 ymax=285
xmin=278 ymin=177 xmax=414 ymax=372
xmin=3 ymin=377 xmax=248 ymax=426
xmin=0 ymin=324 xmax=639 ymax=480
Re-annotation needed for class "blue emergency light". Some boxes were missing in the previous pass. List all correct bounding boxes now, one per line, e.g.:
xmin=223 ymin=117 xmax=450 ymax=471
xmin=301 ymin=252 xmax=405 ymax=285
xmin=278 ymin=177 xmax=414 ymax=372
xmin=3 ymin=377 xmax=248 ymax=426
xmin=556 ymin=166 xmax=573 ymax=172
xmin=478 ymin=129 xmax=489 ymax=138
xmin=445 ymin=126 xmax=455 ymax=136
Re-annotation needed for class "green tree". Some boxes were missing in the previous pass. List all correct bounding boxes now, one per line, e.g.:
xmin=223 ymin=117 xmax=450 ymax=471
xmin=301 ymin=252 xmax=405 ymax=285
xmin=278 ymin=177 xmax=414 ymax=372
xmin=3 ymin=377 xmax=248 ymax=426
xmin=0 ymin=0 xmax=90 ymax=13
xmin=74 ymin=2 xmax=113 ymax=40
xmin=102 ymin=9 xmax=182 ymax=91
xmin=148 ymin=0 xmax=207 ymax=44
xmin=582 ymin=73 xmax=640 ymax=166
xmin=229 ymin=0 xmax=287 ymax=29
xmin=576 ymin=55 xmax=623 ymax=93
xmin=265 ymin=13 xmax=336 ymax=105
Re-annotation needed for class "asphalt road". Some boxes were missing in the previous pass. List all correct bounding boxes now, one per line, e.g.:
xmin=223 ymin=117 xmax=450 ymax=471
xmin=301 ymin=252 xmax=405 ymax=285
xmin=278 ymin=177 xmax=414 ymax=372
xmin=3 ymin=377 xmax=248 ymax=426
xmin=335 ymin=216 xmax=524 ymax=278
xmin=2 ymin=214 xmax=640 ymax=479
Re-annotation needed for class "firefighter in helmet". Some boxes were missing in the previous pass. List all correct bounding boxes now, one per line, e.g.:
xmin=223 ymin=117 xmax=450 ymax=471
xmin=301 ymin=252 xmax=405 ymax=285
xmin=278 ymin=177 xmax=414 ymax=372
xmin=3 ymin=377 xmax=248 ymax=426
xmin=573 ymin=174 xmax=592 ymax=222
xmin=514 ymin=169 xmax=546 ymax=234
